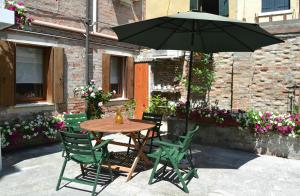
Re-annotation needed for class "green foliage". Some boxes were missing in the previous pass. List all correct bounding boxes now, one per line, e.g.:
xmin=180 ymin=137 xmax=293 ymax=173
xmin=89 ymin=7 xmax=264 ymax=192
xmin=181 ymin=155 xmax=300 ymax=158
xmin=182 ymin=53 xmax=215 ymax=96
xmin=124 ymin=99 xmax=136 ymax=118
xmin=148 ymin=95 xmax=176 ymax=116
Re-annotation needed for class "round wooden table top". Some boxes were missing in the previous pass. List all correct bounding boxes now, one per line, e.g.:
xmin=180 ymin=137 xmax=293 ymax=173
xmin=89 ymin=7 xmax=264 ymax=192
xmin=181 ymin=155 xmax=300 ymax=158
xmin=80 ymin=117 xmax=156 ymax=133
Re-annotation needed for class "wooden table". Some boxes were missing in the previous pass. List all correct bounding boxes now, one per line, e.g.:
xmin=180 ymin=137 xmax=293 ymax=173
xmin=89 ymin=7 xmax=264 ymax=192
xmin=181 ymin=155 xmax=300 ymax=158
xmin=80 ymin=117 xmax=155 ymax=181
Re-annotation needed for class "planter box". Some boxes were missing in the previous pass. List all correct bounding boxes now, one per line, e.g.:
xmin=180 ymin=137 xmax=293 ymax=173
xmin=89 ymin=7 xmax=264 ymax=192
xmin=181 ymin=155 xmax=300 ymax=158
xmin=2 ymin=135 xmax=60 ymax=153
xmin=167 ymin=117 xmax=300 ymax=160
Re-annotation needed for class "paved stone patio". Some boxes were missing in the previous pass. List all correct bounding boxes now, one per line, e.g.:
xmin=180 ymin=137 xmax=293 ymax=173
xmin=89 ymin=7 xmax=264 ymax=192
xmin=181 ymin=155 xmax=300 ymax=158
xmin=1 ymin=132 xmax=300 ymax=196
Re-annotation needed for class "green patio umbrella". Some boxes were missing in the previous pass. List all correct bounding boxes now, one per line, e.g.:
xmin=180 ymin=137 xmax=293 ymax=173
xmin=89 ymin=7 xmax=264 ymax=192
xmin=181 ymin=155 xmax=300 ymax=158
xmin=112 ymin=11 xmax=283 ymax=133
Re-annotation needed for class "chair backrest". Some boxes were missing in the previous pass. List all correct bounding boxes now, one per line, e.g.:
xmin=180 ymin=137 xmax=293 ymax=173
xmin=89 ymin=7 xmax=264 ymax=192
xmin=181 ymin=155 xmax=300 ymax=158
xmin=59 ymin=131 xmax=96 ymax=162
xmin=64 ymin=113 xmax=87 ymax=132
xmin=142 ymin=112 xmax=163 ymax=132
xmin=180 ymin=125 xmax=200 ymax=153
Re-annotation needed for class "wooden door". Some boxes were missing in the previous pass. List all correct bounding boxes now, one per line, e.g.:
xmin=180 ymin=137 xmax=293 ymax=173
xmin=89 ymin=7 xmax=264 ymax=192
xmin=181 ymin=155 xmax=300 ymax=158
xmin=134 ymin=63 xmax=149 ymax=119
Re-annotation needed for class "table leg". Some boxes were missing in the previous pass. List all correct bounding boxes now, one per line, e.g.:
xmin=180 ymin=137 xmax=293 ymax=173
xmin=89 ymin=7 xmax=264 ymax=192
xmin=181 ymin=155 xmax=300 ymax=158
xmin=91 ymin=132 xmax=103 ymax=145
xmin=126 ymin=131 xmax=152 ymax=182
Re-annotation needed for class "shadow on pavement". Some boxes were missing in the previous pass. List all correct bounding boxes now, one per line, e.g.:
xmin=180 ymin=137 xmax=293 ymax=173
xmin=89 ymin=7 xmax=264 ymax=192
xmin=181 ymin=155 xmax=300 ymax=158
xmin=58 ymin=165 xmax=119 ymax=196
xmin=0 ymin=143 xmax=62 ymax=178
xmin=191 ymin=145 xmax=259 ymax=169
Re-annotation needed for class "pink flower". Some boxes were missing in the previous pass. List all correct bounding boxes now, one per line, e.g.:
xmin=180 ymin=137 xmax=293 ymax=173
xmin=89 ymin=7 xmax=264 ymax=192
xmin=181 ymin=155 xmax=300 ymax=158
xmin=17 ymin=2 xmax=24 ymax=6
xmin=90 ymin=79 xmax=95 ymax=83
xmin=27 ymin=16 xmax=33 ymax=23
xmin=88 ymin=87 xmax=93 ymax=92
xmin=8 ymin=5 xmax=16 ymax=11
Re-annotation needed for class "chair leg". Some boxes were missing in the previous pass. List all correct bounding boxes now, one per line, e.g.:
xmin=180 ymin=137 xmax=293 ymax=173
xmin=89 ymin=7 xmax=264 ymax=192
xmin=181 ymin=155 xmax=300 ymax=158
xmin=149 ymin=137 xmax=153 ymax=153
xmin=187 ymin=155 xmax=198 ymax=178
xmin=108 ymin=161 xmax=113 ymax=181
xmin=127 ymin=137 xmax=132 ymax=155
xmin=148 ymin=152 xmax=161 ymax=184
xmin=157 ymin=131 xmax=162 ymax=141
xmin=170 ymin=160 xmax=189 ymax=193
xmin=92 ymin=164 xmax=101 ymax=196
xmin=80 ymin=164 xmax=85 ymax=176
xmin=56 ymin=158 xmax=68 ymax=191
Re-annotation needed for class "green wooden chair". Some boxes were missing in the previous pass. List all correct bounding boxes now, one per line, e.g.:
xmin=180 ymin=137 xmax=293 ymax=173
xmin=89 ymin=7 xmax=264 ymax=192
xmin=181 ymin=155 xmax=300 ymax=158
xmin=148 ymin=125 xmax=200 ymax=193
xmin=127 ymin=112 xmax=163 ymax=154
xmin=64 ymin=113 xmax=88 ymax=133
xmin=56 ymin=130 xmax=113 ymax=196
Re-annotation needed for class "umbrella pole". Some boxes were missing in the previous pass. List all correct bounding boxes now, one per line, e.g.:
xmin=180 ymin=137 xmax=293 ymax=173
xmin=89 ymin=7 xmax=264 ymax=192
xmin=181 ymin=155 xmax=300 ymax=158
xmin=185 ymin=51 xmax=194 ymax=134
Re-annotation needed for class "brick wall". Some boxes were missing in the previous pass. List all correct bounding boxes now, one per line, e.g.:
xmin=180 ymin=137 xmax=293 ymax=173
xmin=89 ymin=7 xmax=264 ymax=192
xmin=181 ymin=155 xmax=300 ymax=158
xmin=0 ymin=0 xmax=143 ymax=121
xmin=149 ymin=21 xmax=300 ymax=113
xmin=209 ymin=34 xmax=300 ymax=113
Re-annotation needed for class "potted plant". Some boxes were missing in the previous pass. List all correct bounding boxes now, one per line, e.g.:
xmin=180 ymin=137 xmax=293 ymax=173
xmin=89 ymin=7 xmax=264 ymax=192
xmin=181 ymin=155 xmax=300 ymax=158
xmin=74 ymin=80 xmax=112 ymax=119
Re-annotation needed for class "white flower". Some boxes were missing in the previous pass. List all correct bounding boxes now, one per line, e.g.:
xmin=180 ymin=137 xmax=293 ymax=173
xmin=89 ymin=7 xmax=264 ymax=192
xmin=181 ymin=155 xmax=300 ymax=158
xmin=91 ymin=79 xmax=95 ymax=83
xmin=4 ymin=121 xmax=9 ymax=125
xmin=112 ymin=90 xmax=116 ymax=95
xmin=80 ymin=86 xmax=84 ymax=90
xmin=88 ymin=87 xmax=93 ymax=92
xmin=278 ymin=123 xmax=282 ymax=126
xmin=98 ymin=102 xmax=103 ymax=107
xmin=98 ymin=87 xmax=102 ymax=91
xmin=90 ymin=92 xmax=96 ymax=98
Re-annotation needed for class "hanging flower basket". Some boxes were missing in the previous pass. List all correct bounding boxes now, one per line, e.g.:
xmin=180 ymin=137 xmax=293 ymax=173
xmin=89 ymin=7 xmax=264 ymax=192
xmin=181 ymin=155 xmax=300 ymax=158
xmin=5 ymin=0 xmax=33 ymax=29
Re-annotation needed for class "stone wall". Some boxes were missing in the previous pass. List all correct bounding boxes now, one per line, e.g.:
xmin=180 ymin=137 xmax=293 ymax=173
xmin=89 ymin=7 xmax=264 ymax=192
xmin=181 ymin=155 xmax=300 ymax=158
xmin=167 ymin=118 xmax=300 ymax=159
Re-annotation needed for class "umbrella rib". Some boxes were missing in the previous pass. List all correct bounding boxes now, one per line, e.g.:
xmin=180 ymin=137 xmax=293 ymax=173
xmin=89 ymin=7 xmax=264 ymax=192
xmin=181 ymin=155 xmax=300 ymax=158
xmin=211 ymin=21 xmax=254 ymax=52
xmin=118 ymin=18 xmax=176 ymax=42
xmin=156 ymin=20 xmax=187 ymax=49
xmin=232 ymin=23 xmax=283 ymax=43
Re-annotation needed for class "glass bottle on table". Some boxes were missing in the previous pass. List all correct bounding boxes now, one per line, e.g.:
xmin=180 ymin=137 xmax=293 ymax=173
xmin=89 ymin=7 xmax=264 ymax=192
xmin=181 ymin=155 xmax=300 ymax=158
xmin=115 ymin=107 xmax=124 ymax=124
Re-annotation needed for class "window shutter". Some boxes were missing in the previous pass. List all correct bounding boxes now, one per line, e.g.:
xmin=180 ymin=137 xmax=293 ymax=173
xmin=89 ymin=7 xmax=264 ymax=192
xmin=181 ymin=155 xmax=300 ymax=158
xmin=0 ymin=41 xmax=15 ymax=106
xmin=53 ymin=47 xmax=64 ymax=103
xmin=45 ymin=47 xmax=53 ymax=103
xmin=126 ymin=57 xmax=134 ymax=99
xmin=219 ymin=0 xmax=229 ymax=17
xmin=102 ymin=53 xmax=111 ymax=92
xmin=47 ymin=47 xmax=64 ymax=103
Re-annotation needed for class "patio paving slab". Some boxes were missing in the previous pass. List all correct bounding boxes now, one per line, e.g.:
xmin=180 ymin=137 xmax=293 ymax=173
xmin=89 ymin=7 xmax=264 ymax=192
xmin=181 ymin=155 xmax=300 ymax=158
xmin=0 ymin=132 xmax=300 ymax=196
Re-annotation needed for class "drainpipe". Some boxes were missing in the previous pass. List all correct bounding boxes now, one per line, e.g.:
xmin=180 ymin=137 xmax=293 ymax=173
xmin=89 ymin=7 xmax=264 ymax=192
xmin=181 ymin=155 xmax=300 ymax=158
xmin=85 ymin=0 xmax=91 ymax=84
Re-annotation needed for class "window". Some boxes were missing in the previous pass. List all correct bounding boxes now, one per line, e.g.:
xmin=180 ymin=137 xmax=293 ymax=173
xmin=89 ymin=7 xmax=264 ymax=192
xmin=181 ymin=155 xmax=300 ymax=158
xmin=190 ymin=0 xmax=200 ymax=11
xmin=0 ymin=41 xmax=64 ymax=106
xmin=16 ymin=46 xmax=46 ymax=102
xmin=190 ymin=0 xmax=229 ymax=17
xmin=262 ymin=0 xmax=290 ymax=12
xmin=102 ymin=53 xmax=134 ymax=100
xmin=110 ymin=56 xmax=125 ymax=97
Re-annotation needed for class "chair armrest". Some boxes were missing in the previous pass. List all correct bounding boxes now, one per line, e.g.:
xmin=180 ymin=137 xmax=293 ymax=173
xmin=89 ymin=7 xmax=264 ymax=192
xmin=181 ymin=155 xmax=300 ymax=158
xmin=93 ymin=139 xmax=112 ymax=150
xmin=154 ymin=140 xmax=182 ymax=148
xmin=179 ymin=136 xmax=188 ymax=139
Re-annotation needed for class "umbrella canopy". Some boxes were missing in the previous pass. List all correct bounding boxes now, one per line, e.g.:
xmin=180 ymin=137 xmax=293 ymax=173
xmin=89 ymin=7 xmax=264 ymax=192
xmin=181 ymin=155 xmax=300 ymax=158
xmin=112 ymin=12 xmax=283 ymax=52
xmin=112 ymin=11 xmax=283 ymax=133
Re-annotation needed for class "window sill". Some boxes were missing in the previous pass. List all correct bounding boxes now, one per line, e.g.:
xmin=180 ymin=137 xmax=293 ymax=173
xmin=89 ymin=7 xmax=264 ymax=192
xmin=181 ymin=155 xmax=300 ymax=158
xmin=6 ymin=102 xmax=55 ymax=113
xmin=106 ymin=98 xmax=129 ymax=106
xmin=109 ymin=98 xmax=129 ymax=102
xmin=14 ymin=102 xmax=54 ymax=108
xmin=258 ymin=9 xmax=293 ymax=17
